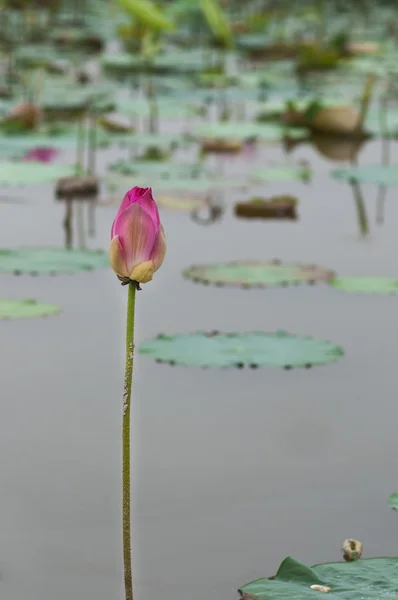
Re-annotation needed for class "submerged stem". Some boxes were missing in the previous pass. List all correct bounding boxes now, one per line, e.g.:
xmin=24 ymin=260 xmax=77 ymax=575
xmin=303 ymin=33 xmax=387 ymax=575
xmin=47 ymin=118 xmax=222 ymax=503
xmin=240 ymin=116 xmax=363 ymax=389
xmin=123 ymin=283 xmax=136 ymax=600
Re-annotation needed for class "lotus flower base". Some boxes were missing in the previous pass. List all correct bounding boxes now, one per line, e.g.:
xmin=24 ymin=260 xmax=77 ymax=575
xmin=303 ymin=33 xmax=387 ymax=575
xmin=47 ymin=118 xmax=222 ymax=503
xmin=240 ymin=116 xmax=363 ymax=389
xmin=117 ymin=275 xmax=142 ymax=290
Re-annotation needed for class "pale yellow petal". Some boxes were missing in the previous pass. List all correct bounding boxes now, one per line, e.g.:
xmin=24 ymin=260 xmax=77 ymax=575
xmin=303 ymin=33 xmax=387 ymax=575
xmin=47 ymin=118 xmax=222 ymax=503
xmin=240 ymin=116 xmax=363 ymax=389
xmin=129 ymin=261 xmax=154 ymax=284
xmin=109 ymin=236 xmax=129 ymax=278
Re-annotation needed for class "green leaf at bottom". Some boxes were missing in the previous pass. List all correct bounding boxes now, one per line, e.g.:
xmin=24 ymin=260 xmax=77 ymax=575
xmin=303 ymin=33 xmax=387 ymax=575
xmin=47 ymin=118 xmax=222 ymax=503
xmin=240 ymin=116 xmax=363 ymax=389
xmin=239 ymin=556 xmax=398 ymax=599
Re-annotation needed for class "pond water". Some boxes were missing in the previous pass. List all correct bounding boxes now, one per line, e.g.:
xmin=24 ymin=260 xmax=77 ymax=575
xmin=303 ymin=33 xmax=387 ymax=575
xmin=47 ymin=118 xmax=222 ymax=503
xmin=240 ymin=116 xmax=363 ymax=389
xmin=1 ymin=134 xmax=398 ymax=600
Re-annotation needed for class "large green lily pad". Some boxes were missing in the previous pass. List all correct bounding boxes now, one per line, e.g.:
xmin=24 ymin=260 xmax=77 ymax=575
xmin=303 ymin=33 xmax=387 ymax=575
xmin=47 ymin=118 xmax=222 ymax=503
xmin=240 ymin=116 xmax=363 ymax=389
xmin=239 ymin=555 xmax=398 ymax=599
xmin=0 ymin=248 xmax=109 ymax=275
xmin=0 ymin=299 xmax=61 ymax=319
xmin=331 ymin=166 xmax=398 ymax=187
xmin=183 ymin=261 xmax=335 ymax=288
xmin=139 ymin=331 xmax=344 ymax=369
xmin=329 ymin=277 xmax=398 ymax=294
xmin=0 ymin=162 xmax=75 ymax=186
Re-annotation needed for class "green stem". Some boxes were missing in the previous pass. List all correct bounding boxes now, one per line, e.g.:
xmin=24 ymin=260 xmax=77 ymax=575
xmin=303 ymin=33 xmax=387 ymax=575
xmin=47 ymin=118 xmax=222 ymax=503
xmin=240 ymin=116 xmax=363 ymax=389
xmin=123 ymin=283 xmax=136 ymax=600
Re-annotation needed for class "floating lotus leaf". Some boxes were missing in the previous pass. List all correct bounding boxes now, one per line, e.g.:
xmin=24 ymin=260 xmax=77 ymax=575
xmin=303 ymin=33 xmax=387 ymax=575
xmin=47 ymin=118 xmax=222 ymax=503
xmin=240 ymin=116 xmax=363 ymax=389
xmin=331 ymin=165 xmax=398 ymax=186
xmin=0 ymin=299 xmax=61 ymax=319
xmin=365 ymin=106 xmax=398 ymax=137
xmin=116 ymin=97 xmax=189 ymax=117
xmin=16 ymin=44 xmax=58 ymax=68
xmin=192 ymin=122 xmax=308 ymax=142
xmin=251 ymin=165 xmax=311 ymax=183
xmin=106 ymin=173 xmax=246 ymax=194
xmin=0 ymin=131 xmax=79 ymax=158
xmin=153 ymin=51 xmax=204 ymax=74
xmin=107 ymin=159 xmax=208 ymax=179
xmin=239 ymin=555 xmax=398 ymax=600
xmin=139 ymin=331 xmax=344 ymax=368
xmin=0 ymin=248 xmax=109 ymax=275
xmin=156 ymin=195 xmax=205 ymax=211
xmin=183 ymin=261 xmax=335 ymax=288
xmin=0 ymin=162 xmax=75 ymax=186
xmin=114 ymin=132 xmax=181 ymax=149
xmin=101 ymin=53 xmax=141 ymax=73
xmin=236 ymin=33 xmax=273 ymax=51
xmin=330 ymin=277 xmax=398 ymax=294
xmin=42 ymin=82 xmax=115 ymax=113
xmin=388 ymin=493 xmax=398 ymax=510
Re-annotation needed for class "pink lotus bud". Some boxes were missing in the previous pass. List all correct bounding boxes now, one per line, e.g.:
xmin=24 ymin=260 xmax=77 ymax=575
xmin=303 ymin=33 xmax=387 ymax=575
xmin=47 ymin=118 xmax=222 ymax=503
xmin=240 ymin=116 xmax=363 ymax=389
xmin=109 ymin=187 xmax=166 ymax=286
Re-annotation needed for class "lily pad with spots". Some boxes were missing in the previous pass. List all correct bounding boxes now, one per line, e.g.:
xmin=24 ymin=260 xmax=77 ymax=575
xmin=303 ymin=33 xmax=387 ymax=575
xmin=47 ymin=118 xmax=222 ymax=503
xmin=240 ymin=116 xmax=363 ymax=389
xmin=0 ymin=299 xmax=61 ymax=319
xmin=0 ymin=248 xmax=109 ymax=275
xmin=183 ymin=261 xmax=335 ymax=288
xmin=331 ymin=165 xmax=398 ymax=187
xmin=239 ymin=555 xmax=398 ymax=600
xmin=329 ymin=277 xmax=398 ymax=294
xmin=139 ymin=331 xmax=344 ymax=369
xmin=0 ymin=162 xmax=75 ymax=186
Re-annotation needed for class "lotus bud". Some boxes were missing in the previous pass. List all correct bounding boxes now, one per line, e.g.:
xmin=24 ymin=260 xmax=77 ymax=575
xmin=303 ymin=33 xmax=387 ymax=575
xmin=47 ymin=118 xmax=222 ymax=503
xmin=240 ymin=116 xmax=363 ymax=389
xmin=109 ymin=186 xmax=166 ymax=288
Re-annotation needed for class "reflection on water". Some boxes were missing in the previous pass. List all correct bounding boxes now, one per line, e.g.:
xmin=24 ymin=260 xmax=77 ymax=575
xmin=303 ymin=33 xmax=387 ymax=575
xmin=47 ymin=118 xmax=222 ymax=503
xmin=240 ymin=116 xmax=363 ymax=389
xmin=376 ymin=85 xmax=391 ymax=225
xmin=311 ymin=134 xmax=365 ymax=163
xmin=60 ymin=198 xmax=97 ymax=249
xmin=350 ymin=179 xmax=369 ymax=237
xmin=190 ymin=195 xmax=225 ymax=226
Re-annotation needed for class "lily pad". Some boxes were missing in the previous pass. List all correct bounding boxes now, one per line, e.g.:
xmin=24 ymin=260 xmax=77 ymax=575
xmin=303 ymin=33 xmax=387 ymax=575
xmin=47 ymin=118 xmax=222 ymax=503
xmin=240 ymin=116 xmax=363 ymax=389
xmin=0 ymin=248 xmax=109 ymax=275
xmin=106 ymin=173 xmax=246 ymax=194
xmin=0 ymin=299 xmax=61 ymax=319
xmin=0 ymin=162 xmax=75 ymax=186
xmin=192 ymin=122 xmax=308 ymax=142
xmin=16 ymin=45 xmax=59 ymax=68
xmin=329 ymin=277 xmax=398 ymax=294
xmin=388 ymin=493 xmax=398 ymax=510
xmin=239 ymin=555 xmax=398 ymax=600
xmin=139 ymin=331 xmax=344 ymax=369
xmin=331 ymin=165 xmax=398 ymax=187
xmin=0 ymin=131 xmax=80 ymax=159
xmin=156 ymin=195 xmax=205 ymax=211
xmin=251 ymin=165 xmax=311 ymax=183
xmin=107 ymin=159 xmax=208 ymax=179
xmin=183 ymin=261 xmax=335 ymax=288
xmin=116 ymin=97 xmax=188 ymax=118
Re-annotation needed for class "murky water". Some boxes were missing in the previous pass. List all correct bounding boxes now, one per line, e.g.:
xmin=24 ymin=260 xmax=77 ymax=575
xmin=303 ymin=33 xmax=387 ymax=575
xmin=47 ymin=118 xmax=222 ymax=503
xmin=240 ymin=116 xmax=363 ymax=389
xmin=1 ymin=136 xmax=398 ymax=600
